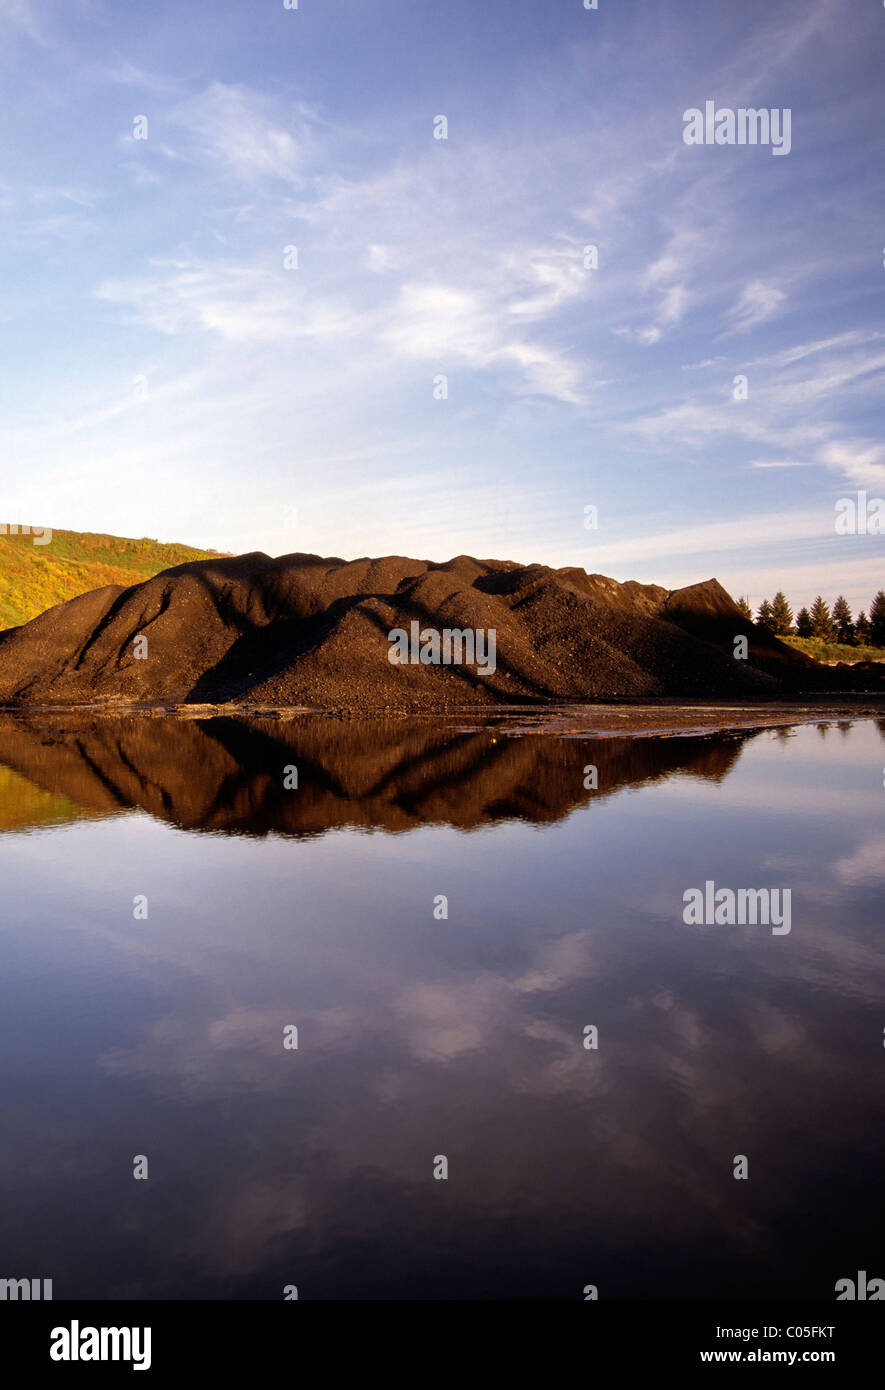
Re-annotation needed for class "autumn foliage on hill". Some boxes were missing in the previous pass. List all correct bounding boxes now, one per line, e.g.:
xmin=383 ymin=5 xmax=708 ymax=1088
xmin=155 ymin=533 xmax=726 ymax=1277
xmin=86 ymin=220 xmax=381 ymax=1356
xmin=0 ymin=528 xmax=224 ymax=630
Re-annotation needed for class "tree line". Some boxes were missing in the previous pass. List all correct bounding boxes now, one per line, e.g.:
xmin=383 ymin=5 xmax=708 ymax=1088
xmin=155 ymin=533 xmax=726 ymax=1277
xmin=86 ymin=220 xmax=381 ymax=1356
xmin=735 ymin=590 xmax=885 ymax=646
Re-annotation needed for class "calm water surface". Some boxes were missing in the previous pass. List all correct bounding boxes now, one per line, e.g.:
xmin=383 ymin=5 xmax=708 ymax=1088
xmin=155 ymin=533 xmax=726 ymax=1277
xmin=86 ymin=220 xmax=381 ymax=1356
xmin=0 ymin=714 xmax=882 ymax=1299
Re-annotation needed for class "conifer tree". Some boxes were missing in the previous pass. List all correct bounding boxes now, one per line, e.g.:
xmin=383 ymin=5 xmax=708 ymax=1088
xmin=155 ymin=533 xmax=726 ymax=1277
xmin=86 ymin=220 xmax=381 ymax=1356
xmin=855 ymin=610 xmax=871 ymax=644
xmin=832 ymin=595 xmax=853 ymax=644
xmin=736 ymin=595 xmax=753 ymax=622
xmin=770 ymin=591 xmax=793 ymax=635
xmin=756 ymin=598 xmax=775 ymax=628
xmin=795 ymin=607 xmax=813 ymax=637
xmin=810 ymin=595 xmax=835 ymax=641
xmin=870 ymin=591 xmax=885 ymax=646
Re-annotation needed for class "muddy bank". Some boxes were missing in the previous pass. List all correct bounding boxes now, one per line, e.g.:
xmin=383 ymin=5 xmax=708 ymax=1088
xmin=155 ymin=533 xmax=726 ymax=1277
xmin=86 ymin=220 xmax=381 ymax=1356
xmin=2 ymin=696 xmax=880 ymax=738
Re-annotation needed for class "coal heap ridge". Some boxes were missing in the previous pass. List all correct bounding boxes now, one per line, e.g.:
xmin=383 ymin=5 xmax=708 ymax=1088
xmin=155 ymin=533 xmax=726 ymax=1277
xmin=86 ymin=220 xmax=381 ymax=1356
xmin=0 ymin=549 xmax=864 ymax=708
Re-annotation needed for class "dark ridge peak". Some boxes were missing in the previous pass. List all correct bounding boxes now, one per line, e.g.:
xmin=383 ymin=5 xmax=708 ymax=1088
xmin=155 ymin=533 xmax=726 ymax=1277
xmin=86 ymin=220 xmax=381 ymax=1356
xmin=665 ymin=577 xmax=739 ymax=612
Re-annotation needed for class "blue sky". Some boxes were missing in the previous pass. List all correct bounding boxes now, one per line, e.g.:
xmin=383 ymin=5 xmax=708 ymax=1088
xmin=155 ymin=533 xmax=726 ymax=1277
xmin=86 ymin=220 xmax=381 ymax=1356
xmin=1 ymin=0 xmax=883 ymax=611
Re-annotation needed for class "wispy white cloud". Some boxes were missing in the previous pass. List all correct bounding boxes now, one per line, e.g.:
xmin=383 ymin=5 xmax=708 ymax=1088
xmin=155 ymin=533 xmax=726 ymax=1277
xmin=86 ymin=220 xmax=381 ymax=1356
xmin=626 ymin=399 xmax=829 ymax=453
xmin=723 ymin=280 xmax=787 ymax=335
xmin=382 ymin=278 xmax=587 ymax=403
xmin=681 ymin=357 xmax=726 ymax=371
xmin=819 ymin=440 xmax=885 ymax=489
xmin=173 ymin=82 xmax=308 ymax=185
xmin=745 ymin=329 xmax=885 ymax=369
xmin=573 ymin=508 xmax=833 ymax=567
xmin=625 ymin=330 xmax=885 ymax=497
xmin=96 ymin=257 xmax=359 ymax=344
xmin=504 ymin=247 xmax=588 ymax=320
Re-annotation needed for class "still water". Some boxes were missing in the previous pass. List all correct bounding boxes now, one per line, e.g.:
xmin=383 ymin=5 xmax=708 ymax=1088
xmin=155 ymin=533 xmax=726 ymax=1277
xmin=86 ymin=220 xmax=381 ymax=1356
xmin=0 ymin=713 xmax=882 ymax=1300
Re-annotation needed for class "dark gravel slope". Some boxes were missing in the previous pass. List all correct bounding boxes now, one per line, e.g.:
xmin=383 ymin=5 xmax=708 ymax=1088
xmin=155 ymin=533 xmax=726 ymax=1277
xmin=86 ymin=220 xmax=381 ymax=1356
xmin=0 ymin=550 xmax=873 ymax=708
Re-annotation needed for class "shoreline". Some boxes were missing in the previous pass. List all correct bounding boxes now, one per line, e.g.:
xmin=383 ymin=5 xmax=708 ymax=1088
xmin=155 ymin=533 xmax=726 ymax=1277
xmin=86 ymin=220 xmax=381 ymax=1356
xmin=0 ymin=696 xmax=881 ymax=739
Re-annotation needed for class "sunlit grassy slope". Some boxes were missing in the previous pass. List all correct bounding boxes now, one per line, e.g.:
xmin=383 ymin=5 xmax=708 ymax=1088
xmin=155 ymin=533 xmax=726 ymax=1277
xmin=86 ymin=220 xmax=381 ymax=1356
xmin=0 ymin=528 xmax=224 ymax=630
xmin=782 ymin=634 xmax=885 ymax=663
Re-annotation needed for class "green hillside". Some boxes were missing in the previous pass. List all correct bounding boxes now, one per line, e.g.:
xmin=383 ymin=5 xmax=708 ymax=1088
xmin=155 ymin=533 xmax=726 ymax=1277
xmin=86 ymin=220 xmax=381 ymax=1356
xmin=781 ymin=634 xmax=885 ymax=664
xmin=0 ymin=527 xmax=225 ymax=630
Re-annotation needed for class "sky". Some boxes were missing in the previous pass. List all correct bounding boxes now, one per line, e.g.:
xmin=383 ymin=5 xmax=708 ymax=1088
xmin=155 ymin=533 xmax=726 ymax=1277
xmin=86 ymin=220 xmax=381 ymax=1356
xmin=0 ymin=0 xmax=883 ymax=613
